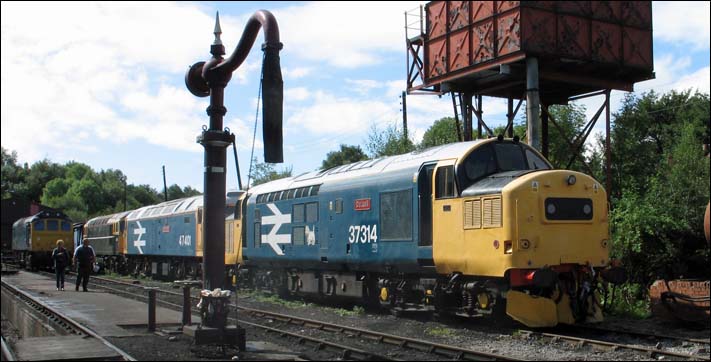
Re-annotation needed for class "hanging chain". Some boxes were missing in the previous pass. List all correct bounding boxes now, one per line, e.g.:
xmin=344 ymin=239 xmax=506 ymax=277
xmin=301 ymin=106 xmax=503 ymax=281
xmin=246 ymin=52 xmax=265 ymax=189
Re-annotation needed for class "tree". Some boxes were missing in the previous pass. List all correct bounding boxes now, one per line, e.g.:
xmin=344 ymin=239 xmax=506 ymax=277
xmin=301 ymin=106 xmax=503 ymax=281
xmin=610 ymin=121 xmax=710 ymax=285
xmin=543 ymin=104 xmax=589 ymax=172
xmin=418 ymin=117 xmax=460 ymax=149
xmin=1 ymin=147 xmax=26 ymax=199
xmin=365 ymin=123 xmax=415 ymax=158
xmin=128 ymin=184 xmax=161 ymax=209
xmin=22 ymin=159 xmax=65 ymax=202
xmin=166 ymin=184 xmax=202 ymax=201
xmin=601 ymin=90 xmax=710 ymax=199
xmin=321 ymin=144 xmax=369 ymax=170
xmin=248 ymin=158 xmax=292 ymax=187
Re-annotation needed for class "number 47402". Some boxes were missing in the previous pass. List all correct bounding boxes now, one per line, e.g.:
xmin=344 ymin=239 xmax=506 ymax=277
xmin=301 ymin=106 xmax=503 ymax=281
xmin=348 ymin=224 xmax=377 ymax=244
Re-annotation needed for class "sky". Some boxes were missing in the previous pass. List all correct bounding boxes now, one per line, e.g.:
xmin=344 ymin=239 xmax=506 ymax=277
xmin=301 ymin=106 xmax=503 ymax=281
xmin=2 ymin=1 xmax=709 ymax=193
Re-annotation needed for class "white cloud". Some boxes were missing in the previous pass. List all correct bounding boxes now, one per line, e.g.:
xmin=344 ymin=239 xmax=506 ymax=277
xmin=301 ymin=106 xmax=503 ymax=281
xmin=346 ymin=79 xmax=381 ymax=95
xmin=273 ymin=1 xmax=425 ymax=68
xmin=0 ymin=2 xmax=233 ymax=164
xmin=286 ymin=91 xmax=397 ymax=135
xmin=653 ymin=2 xmax=710 ymax=50
xmin=285 ymin=87 xmax=311 ymax=102
xmin=283 ymin=67 xmax=313 ymax=79
xmin=637 ymin=54 xmax=710 ymax=95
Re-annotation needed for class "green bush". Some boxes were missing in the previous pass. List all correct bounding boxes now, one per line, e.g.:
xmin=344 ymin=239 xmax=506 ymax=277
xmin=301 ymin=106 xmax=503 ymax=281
xmin=610 ymin=121 xmax=710 ymax=287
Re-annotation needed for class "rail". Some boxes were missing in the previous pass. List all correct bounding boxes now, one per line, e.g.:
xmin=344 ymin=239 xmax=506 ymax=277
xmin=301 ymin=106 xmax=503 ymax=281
xmin=0 ymin=278 xmax=136 ymax=361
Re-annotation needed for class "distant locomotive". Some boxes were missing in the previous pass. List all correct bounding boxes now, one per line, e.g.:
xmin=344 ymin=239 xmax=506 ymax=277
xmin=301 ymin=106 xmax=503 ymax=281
xmin=47 ymin=137 xmax=619 ymax=327
xmin=73 ymin=194 xmax=242 ymax=281
xmin=240 ymin=138 xmax=618 ymax=327
xmin=12 ymin=210 xmax=73 ymax=270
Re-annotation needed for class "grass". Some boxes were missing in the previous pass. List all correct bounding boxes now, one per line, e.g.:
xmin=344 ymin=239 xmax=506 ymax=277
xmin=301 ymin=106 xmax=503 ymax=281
xmin=243 ymin=290 xmax=312 ymax=309
xmin=240 ymin=290 xmax=367 ymax=317
xmin=602 ymin=283 xmax=652 ymax=320
xmin=333 ymin=305 xmax=366 ymax=317
xmin=425 ymin=326 xmax=456 ymax=338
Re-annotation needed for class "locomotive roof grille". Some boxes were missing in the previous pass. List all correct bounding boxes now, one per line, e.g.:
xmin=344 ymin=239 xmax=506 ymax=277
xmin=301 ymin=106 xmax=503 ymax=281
xmin=256 ymin=184 xmax=321 ymax=204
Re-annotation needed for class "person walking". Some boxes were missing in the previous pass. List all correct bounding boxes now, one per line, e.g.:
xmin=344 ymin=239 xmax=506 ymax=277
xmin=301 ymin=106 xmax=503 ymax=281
xmin=51 ymin=239 xmax=70 ymax=291
xmin=73 ymin=238 xmax=95 ymax=292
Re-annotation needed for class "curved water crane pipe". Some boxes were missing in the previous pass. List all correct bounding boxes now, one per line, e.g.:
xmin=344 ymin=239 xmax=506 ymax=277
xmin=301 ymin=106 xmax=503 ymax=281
xmin=185 ymin=10 xmax=283 ymax=297
xmin=186 ymin=10 xmax=283 ymax=163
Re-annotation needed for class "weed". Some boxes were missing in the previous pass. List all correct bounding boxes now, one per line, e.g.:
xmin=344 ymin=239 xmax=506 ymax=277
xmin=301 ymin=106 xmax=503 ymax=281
xmin=426 ymin=326 xmax=456 ymax=337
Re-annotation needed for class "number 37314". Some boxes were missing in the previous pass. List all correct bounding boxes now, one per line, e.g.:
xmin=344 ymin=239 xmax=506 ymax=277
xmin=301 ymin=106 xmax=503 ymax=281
xmin=348 ymin=224 xmax=378 ymax=244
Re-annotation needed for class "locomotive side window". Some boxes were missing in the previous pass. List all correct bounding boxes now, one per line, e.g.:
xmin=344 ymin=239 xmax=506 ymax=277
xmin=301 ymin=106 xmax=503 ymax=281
xmin=293 ymin=226 xmax=305 ymax=245
xmin=306 ymin=202 xmax=318 ymax=223
xmin=435 ymin=166 xmax=457 ymax=199
xmin=293 ymin=204 xmax=305 ymax=223
xmin=380 ymin=189 xmax=413 ymax=241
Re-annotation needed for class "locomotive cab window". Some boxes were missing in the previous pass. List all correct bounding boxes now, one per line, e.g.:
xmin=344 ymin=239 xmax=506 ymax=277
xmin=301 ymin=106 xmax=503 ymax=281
xmin=33 ymin=220 xmax=44 ymax=231
xmin=435 ymin=166 xmax=457 ymax=199
xmin=47 ymin=220 xmax=58 ymax=231
xmin=458 ymin=142 xmax=551 ymax=190
xmin=526 ymin=149 xmax=549 ymax=170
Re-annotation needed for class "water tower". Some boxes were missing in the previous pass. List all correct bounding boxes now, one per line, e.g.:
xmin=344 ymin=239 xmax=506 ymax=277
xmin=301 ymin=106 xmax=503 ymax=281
xmin=406 ymin=1 xmax=654 ymax=193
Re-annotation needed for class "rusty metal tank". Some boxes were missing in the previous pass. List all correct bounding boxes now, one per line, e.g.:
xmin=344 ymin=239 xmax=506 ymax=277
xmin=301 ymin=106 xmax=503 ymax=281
xmin=420 ymin=1 xmax=654 ymax=102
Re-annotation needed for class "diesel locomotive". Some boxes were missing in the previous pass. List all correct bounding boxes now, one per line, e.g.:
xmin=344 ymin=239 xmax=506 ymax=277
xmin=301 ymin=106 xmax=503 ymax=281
xmin=11 ymin=210 xmax=73 ymax=270
xmin=241 ymin=137 xmax=616 ymax=327
xmin=19 ymin=137 xmax=617 ymax=327
xmin=72 ymin=194 xmax=242 ymax=281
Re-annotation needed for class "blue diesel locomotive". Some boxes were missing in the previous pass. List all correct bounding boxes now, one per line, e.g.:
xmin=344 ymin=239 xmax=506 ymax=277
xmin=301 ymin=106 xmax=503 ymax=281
xmin=240 ymin=138 xmax=616 ymax=327
xmin=60 ymin=137 xmax=617 ymax=327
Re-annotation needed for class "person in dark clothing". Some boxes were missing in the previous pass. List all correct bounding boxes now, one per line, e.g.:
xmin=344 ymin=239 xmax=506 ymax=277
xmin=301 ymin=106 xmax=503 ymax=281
xmin=73 ymin=238 xmax=95 ymax=292
xmin=51 ymin=239 xmax=70 ymax=291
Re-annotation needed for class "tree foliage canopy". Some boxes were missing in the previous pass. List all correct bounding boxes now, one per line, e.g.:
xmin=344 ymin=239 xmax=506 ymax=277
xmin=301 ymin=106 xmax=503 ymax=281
xmin=1 ymin=148 xmax=202 ymax=222
xmin=248 ymin=157 xmax=293 ymax=187
xmin=321 ymin=144 xmax=368 ymax=170
xmin=365 ymin=123 xmax=415 ymax=158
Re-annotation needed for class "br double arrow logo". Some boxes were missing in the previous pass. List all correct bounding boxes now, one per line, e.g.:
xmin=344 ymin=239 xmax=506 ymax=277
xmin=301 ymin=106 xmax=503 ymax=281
xmin=261 ymin=204 xmax=291 ymax=255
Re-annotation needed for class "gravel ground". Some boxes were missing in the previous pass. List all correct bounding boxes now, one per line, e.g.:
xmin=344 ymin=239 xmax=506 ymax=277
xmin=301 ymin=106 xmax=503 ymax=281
xmin=5 ymin=272 xmax=708 ymax=361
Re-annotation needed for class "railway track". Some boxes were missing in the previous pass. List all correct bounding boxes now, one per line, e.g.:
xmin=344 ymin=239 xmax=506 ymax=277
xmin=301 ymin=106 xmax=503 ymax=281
xmin=84 ymin=273 xmax=710 ymax=361
xmin=55 ymin=271 xmax=521 ymax=360
xmin=13 ymin=267 xmax=711 ymax=361
xmin=517 ymin=329 xmax=709 ymax=361
xmin=0 ymin=277 xmax=135 ymax=361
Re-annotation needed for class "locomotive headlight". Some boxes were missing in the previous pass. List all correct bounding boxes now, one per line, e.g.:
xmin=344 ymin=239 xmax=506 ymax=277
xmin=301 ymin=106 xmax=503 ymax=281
xmin=601 ymin=239 xmax=608 ymax=248
xmin=546 ymin=203 xmax=556 ymax=215
xmin=583 ymin=204 xmax=592 ymax=215
xmin=566 ymin=175 xmax=577 ymax=185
